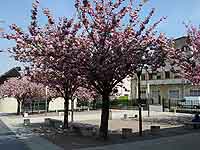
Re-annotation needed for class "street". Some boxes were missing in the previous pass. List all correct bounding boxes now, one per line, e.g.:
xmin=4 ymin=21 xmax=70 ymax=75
xmin=0 ymin=119 xmax=28 ymax=150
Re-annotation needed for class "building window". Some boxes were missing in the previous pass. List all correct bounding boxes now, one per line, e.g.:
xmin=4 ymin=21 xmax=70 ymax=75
xmin=149 ymin=73 xmax=153 ymax=80
xmin=141 ymin=90 xmax=146 ymax=98
xmin=151 ymin=90 xmax=160 ymax=99
xmin=141 ymin=74 xmax=145 ymax=80
xmin=165 ymin=71 xmax=170 ymax=79
xmin=190 ymin=89 xmax=200 ymax=96
xmin=169 ymin=90 xmax=179 ymax=99
xmin=148 ymin=73 xmax=156 ymax=80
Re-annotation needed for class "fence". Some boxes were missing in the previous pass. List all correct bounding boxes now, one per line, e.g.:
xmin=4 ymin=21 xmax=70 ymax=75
xmin=22 ymin=101 xmax=48 ymax=113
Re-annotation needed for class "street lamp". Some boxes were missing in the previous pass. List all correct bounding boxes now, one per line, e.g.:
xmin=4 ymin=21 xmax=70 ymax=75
xmin=136 ymin=67 xmax=142 ymax=136
xmin=45 ymin=86 xmax=48 ymax=115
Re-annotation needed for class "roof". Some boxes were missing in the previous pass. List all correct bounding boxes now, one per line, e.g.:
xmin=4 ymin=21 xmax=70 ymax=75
xmin=0 ymin=67 xmax=21 ymax=85
xmin=174 ymin=36 xmax=188 ymax=49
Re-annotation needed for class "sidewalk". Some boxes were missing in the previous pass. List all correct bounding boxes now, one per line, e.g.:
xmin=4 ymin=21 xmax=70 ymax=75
xmin=78 ymin=132 xmax=200 ymax=150
xmin=1 ymin=116 xmax=63 ymax=150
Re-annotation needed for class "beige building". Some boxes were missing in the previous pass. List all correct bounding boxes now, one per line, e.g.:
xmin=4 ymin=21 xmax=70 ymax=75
xmin=49 ymin=97 xmax=77 ymax=111
xmin=0 ymin=97 xmax=18 ymax=113
xmin=115 ymin=77 xmax=131 ymax=99
xmin=130 ymin=37 xmax=200 ymax=105
xmin=0 ymin=97 xmax=77 ymax=114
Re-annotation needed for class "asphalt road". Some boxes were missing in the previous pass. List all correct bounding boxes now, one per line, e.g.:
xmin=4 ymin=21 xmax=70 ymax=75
xmin=0 ymin=119 xmax=29 ymax=150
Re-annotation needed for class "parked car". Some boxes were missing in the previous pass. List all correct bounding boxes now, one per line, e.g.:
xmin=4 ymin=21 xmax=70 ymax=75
xmin=178 ymin=96 xmax=200 ymax=109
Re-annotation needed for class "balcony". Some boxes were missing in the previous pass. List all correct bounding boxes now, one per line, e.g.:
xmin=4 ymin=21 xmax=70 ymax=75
xmin=140 ymin=78 xmax=188 ymax=85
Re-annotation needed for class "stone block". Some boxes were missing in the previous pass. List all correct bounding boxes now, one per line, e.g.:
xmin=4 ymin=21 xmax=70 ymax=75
xmin=23 ymin=113 xmax=28 ymax=118
xmin=44 ymin=118 xmax=51 ymax=126
xmin=121 ymin=128 xmax=132 ymax=138
xmin=123 ymin=114 xmax=127 ymax=120
xmin=24 ymin=119 xmax=30 ymax=126
xmin=150 ymin=125 xmax=160 ymax=134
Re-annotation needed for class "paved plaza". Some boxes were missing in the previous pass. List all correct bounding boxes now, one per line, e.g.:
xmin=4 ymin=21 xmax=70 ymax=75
xmin=0 ymin=110 xmax=198 ymax=150
xmin=0 ymin=119 xmax=28 ymax=150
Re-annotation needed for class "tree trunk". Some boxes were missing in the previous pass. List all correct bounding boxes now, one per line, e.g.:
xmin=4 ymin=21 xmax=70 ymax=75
xmin=93 ymin=99 xmax=96 ymax=110
xmin=71 ymin=99 xmax=74 ymax=122
xmin=137 ymin=71 xmax=143 ymax=136
xmin=99 ymin=93 xmax=110 ymax=139
xmin=31 ymin=101 xmax=34 ymax=113
xmin=63 ymin=97 xmax=69 ymax=128
xmin=47 ymin=101 xmax=50 ymax=112
xmin=17 ymin=100 xmax=21 ymax=115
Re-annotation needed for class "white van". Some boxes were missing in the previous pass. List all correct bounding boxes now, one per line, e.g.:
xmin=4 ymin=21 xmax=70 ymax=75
xmin=178 ymin=96 xmax=200 ymax=109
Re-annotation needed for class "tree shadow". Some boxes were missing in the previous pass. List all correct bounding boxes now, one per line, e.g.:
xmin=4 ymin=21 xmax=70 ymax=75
xmin=25 ymin=119 xmax=199 ymax=149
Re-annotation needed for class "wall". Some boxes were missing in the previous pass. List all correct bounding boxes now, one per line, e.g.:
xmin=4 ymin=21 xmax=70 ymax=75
xmin=0 ymin=97 xmax=18 ymax=113
xmin=48 ymin=97 xmax=77 ymax=111
xmin=0 ymin=97 xmax=78 ymax=113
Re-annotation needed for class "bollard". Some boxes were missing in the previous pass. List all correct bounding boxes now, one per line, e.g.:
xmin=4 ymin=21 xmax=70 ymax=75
xmin=174 ymin=107 xmax=177 ymax=114
xmin=123 ymin=114 xmax=127 ymax=120
xmin=150 ymin=126 xmax=160 ymax=135
xmin=23 ymin=112 xmax=28 ymax=118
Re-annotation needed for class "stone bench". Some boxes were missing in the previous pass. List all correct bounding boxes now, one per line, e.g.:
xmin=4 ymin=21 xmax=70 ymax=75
xmin=71 ymin=123 xmax=98 ymax=136
xmin=44 ymin=118 xmax=63 ymax=128
xmin=121 ymin=128 xmax=132 ymax=138
xmin=44 ymin=118 xmax=51 ymax=125
xmin=150 ymin=126 xmax=160 ymax=135
xmin=128 ymin=115 xmax=138 ymax=119
xmin=121 ymin=114 xmax=138 ymax=120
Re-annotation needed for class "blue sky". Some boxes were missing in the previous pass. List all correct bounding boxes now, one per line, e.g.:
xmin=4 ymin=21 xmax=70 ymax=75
xmin=0 ymin=0 xmax=200 ymax=74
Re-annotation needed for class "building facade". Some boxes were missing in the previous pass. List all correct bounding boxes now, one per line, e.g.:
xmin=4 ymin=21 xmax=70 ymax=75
xmin=114 ymin=77 xmax=131 ymax=100
xmin=0 ymin=97 xmax=77 ymax=114
xmin=130 ymin=37 xmax=200 ymax=105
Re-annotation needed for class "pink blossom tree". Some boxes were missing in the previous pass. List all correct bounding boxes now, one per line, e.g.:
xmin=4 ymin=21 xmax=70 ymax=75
xmin=74 ymin=87 xmax=97 ymax=102
xmin=3 ymin=0 xmax=87 ymax=128
xmin=169 ymin=25 xmax=200 ymax=85
xmin=68 ymin=87 xmax=97 ymax=122
xmin=76 ymin=0 xmax=172 ymax=138
xmin=0 ymin=77 xmax=45 ymax=114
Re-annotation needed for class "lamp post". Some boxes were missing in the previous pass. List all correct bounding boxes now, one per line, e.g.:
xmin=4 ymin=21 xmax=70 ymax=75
xmin=136 ymin=68 xmax=142 ymax=136
xmin=45 ymin=86 xmax=48 ymax=115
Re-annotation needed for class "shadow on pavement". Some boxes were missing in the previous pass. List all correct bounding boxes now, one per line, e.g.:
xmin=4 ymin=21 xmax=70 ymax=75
xmin=26 ymin=119 xmax=199 ymax=150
